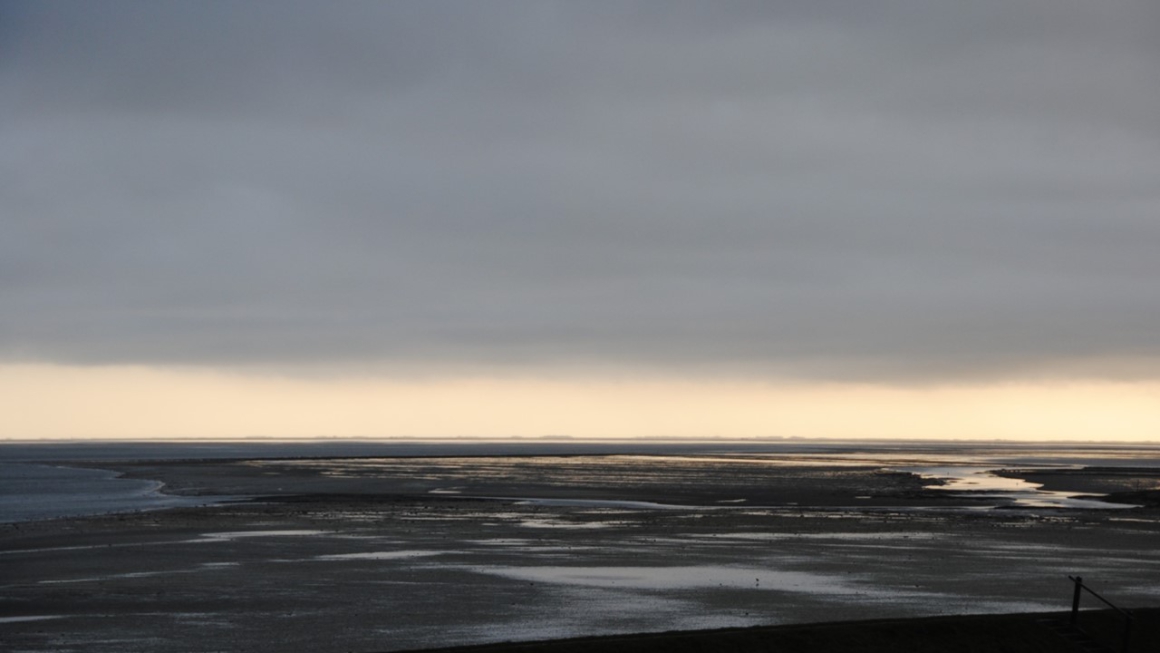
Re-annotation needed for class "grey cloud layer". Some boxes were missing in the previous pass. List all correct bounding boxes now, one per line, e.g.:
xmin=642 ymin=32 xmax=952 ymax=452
xmin=3 ymin=1 xmax=1158 ymax=380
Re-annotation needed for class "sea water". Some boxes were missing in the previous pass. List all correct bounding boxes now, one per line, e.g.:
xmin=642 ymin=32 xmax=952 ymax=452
xmin=0 ymin=462 xmax=213 ymax=523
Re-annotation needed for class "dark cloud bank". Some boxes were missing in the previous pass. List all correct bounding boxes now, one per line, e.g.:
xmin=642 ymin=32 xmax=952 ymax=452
xmin=2 ymin=1 xmax=1158 ymax=381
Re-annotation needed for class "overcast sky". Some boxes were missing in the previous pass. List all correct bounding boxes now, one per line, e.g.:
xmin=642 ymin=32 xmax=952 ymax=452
xmin=3 ymin=1 xmax=1158 ymax=384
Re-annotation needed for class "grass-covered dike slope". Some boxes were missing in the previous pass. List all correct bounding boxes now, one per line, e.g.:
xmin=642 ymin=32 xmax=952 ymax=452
xmin=396 ymin=608 xmax=1158 ymax=653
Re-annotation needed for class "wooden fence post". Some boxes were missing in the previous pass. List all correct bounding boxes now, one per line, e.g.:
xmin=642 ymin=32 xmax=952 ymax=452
xmin=1070 ymin=575 xmax=1082 ymax=626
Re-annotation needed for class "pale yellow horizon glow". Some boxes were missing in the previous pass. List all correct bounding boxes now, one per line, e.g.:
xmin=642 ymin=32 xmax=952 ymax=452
xmin=2 ymin=364 xmax=1159 ymax=442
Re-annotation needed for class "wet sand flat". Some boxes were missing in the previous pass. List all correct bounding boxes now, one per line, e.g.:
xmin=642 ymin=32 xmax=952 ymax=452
xmin=2 ymin=455 xmax=1159 ymax=652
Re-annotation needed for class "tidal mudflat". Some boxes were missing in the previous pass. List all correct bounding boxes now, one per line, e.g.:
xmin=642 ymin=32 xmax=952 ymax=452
xmin=2 ymin=442 xmax=1159 ymax=652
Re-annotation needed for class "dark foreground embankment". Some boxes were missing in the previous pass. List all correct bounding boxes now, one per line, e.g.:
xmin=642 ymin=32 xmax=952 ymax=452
xmin=396 ymin=609 xmax=1159 ymax=653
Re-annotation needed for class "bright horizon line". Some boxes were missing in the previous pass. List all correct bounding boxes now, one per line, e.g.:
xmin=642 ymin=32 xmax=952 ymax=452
xmin=4 ymin=363 xmax=1160 ymax=442
xmin=3 ymin=435 xmax=1159 ymax=445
